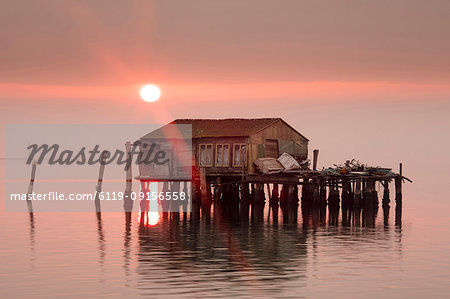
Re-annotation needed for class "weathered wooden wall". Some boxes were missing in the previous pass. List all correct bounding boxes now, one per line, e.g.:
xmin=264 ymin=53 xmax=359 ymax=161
xmin=248 ymin=119 xmax=308 ymax=173
xmin=191 ymin=120 xmax=309 ymax=177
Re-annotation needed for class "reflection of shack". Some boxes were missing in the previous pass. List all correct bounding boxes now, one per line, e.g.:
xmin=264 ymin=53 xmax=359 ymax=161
xmin=136 ymin=217 xmax=308 ymax=295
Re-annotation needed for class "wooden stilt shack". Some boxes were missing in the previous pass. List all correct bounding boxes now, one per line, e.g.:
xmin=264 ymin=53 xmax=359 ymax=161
xmin=135 ymin=118 xmax=409 ymax=217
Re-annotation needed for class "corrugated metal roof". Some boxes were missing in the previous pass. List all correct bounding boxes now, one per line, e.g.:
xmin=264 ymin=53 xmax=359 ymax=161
xmin=141 ymin=118 xmax=308 ymax=140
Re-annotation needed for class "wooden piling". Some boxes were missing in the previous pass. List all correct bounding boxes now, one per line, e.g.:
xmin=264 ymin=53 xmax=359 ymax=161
xmin=251 ymin=183 xmax=264 ymax=222
xmin=328 ymin=203 xmax=339 ymax=226
xmin=232 ymin=182 xmax=240 ymax=201
xmin=328 ymin=182 xmax=340 ymax=207
xmin=214 ymin=177 xmax=221 ymax=200
xmin=240 ymin=182 xmax=250 ymax=221
xmin=294 ymin=184 xmax=299 ymax=203
xmin=199 ymin=167 xmax=207 ymax=202
xmin=395 ymin=203 xmax=402 ymax=227
xmin=249 ymin=183 xmax=255 ymax=203
xmin=253 ymin=183 xmax=259 ymax=203
xmin=341 ymin=179 xmax=350 ymax=208
xmin=171 ymin=181 xmax=181 ymax=214
xmin=383 ymin=205 xmax=389 ymax=226
xmin=182 ymin=181 xmax=189 ymax=217
xmin=124 ymin=141 xmax=133 ymax=212
xmin=271 ymin=184 xmax=279 ymax=204
xmin=257 ymin=183 xmax=265 ymax=203
xmin=312 ymin=180 xmax=320 ymax=204
xmin=26 ymin=161 xmax=37 ymax=213
xmin=272 ymin=200 xmax=279 ymax=223
xmin=312 ymin=149 xmax=319 ymax=171
xmin=363 ymin=178 xmax=376 ymax=208
xmin=301 ymin=179 xmax=313 ymax=206
xmin=162 ymin=182 xmax=169 ymax=218
xmin=319 ymin=182 xmax=327 ymax=206
xmin=395 ymin=177 xmax=402 ymax=205
xmin=382 ymin=179 xmax=390 ymax=207
xmin=280 ymin=184 xmax=288 ymax=207
xmin=301 ymin=178 xmax=309 ymax=202
xmin=287 ymin=184 xmax=295 ymax=203
xmin=94 ymin=151 xmax=108 ymax=213
xmin=140 ymin=181 xmax=149 ymax=212
xmin=371 ymin=179 xmax=378 ymax=207
xmin=242 ymin=182 xmax=250 ymax=202
xmin=354 ymin=179 xmax=361 ymax=207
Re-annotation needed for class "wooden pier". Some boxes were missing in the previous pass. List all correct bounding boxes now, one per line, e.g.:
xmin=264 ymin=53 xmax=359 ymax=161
xmin=175 ymin=161 xmax=411 ymax=226
xmin=191 ymin=163 xmax=409 ymax=207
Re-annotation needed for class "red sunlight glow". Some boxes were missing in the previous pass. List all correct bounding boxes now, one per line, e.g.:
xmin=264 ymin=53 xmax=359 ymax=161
xmin=2 ymin=81 xmax=450 ymax=103
xmin=147 ymin=212 xmax=161 ymax=226
xmin=138 ymin=211 xmax=161 ymax=227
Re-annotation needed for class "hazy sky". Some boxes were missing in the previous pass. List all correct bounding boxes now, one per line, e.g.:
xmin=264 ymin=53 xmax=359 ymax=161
xmin=1 ymin=1 xmax=450 ymax=189
xmin=1 ymin=0 xmax=450 ymax=85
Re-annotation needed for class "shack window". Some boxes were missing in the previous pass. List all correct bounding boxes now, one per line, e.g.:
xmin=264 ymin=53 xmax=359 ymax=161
xmin=279 ymin=140 xmax=294 ymax=155
xmin=199 ymin=144 xmax=213 ymax=167
xmin=215 ymin=144 xmax=230 ymax=167
xmin=233 ymin=144 xmax=247 ymax=167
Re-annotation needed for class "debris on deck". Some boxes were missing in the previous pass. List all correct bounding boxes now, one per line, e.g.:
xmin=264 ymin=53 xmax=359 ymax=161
xmin=278 ymin=152 xmax=301 ymax=171
xmin=254 ymin=158 xmax=284 ymax=174
xmin=252 ymin=156 xmax=411 ymax=184
xmin=321 ymin=159 xmax=396 ymax=178
xmin=254 ymin=153 xmax=310 ymax=174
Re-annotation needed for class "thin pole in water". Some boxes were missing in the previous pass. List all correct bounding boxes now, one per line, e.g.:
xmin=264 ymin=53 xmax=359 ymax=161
xmin=94 ymin=151 xmax=108 ymax=213
xmin=26 ymin=161 xmax=37 ymax=213
xmin=124 ymin=141 xmax=133 ymax=212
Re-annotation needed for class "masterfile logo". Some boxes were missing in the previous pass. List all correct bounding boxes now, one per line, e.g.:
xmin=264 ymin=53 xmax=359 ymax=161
xmin=4 ymin=124 xmax=192 ymax=212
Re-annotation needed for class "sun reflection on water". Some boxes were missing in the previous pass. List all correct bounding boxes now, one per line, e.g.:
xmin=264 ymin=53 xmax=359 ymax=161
xmin=138 ymin=211 xmax=161 ymax=226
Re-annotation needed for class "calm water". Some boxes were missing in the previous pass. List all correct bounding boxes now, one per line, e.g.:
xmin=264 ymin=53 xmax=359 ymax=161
xmin=1 ymin=188 xmax=450 ymax=298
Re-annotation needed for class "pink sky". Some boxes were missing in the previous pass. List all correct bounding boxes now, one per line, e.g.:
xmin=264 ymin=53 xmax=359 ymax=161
xmin=1 ymin=1 xmax=449 ymax=106
xmin=1 ymin=1 xmax=449 ymax=124
xmin=1 ymin=1 xmax=450 ymax=198
xmin=1 ymin=1 xmax=450 ymax=86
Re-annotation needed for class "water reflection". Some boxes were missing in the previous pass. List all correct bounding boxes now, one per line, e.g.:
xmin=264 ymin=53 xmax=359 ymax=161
xmin=132 ymin=199 xmax=402 ymax=297
xmin=12 ymin=194 xmax=406 ymax=298
xmin=123 ymin=212 xmax=132 ymax=286
xmin=29 ymin=212 xmax=36 ymax=268
xmin=96 ymin=212 xmax=106 ymax=283
xmin=136 ymin=207 xmax=307 ymax=297
xmin=395 ymin=204 xmax=402 ymax=227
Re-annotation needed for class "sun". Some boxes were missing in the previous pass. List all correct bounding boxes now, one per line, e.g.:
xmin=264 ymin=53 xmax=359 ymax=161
xmin=140 ymin=84 xmax=161 ymax=102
